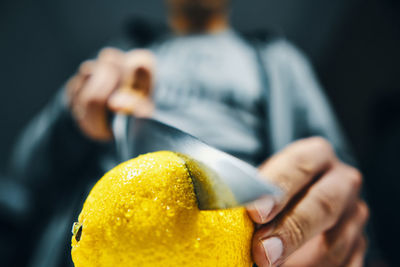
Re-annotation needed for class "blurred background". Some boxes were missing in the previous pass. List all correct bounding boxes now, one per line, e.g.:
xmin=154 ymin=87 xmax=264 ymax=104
xmin=1 ymin=0 xmax=399 ymax=266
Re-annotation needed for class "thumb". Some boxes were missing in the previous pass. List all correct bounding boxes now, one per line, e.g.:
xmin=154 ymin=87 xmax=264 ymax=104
xmin=122 ymin=49 xmax=155 ymax=96
xmin=131 ymin=66 xmax=152 ymax=96
xmin=108 ymin=49 xmax=155 ymax=117
xmin=108 ymin=91 xmax=154 ymax=117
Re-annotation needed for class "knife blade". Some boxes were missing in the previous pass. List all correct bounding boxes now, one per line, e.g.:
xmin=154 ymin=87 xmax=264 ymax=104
xmin=112 ymin=114 xmax=281 ymax=210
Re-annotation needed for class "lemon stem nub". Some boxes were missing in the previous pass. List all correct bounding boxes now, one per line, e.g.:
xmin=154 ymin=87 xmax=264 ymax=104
xmin=72 ymin=222 xmax=83 ymax=242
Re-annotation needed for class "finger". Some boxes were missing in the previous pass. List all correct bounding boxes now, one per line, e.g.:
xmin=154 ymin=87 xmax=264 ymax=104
xmin=107 ymin=49 xmax=155 ymax=116
xmin=344 ymin=236 xmax=367 ymax=267
xmin=281 ymin=200 xmax=368 ymax=267
xmin=108 ymin=67 xmax=153 ymax=115
xmin=97 ymin=47 xmax=125 ymax=65
xmin=66 ymin=75 xmax=83 ymax=106
xmin=132 ymin=66 xmax=152 ymax=95
xmin=66 ymin=60 xmax=95 ymax=106
xmin=79 ymin=61 xmax=121 ymax=109
xmin=107 ymin=90 xmax=154 ymax=117
xmin=75 ymin=61 xmax=121 ymax=140
xmin=79 ymin=60 xmax=96 ymax=76
xmin=280 ymin=235 xmax=325 ymax=267
xmin=324 ymin=200 xmax=369 ymax=265
xmin=252 ymin=162 xmax=363 ymax=267
xmin=247 ymin=137 xmax=337 ymax=224
xmin=75 ymin=48 xmax=123 ymax=105
xmin=121 ymin=49 xmax=155 ymax=96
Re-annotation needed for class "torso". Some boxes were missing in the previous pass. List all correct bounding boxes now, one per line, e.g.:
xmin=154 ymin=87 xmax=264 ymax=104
xmin=150 ymin=29 xmax=268 ymax=165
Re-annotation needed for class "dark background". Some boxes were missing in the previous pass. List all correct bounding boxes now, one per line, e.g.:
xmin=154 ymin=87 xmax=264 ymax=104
xmin=2 ymin=0 xmax=400 ymax=170
xmin=1 ymin=0 xmax=400 ymax=265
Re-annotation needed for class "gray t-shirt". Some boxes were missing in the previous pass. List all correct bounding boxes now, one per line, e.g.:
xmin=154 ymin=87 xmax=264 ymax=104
xmin=151 ymin=29 xmax=268 ymax=165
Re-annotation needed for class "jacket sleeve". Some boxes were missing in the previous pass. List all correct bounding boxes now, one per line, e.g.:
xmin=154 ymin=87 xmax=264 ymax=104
xmin=262 ymin=39 xmax=356 ymax=165
xmin=8 ymin=88 xmax=103 ymax=206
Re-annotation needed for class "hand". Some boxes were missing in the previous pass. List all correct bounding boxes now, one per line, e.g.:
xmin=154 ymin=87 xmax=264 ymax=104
xmin=247 ymin=137 xmax=369 ymax=267
xmin=66 ymin=48 xmax=155 ymax=141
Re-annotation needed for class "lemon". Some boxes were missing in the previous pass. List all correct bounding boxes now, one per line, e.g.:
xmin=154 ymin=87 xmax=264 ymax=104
xmin=71 ymin=151 xmax=254 ymax=266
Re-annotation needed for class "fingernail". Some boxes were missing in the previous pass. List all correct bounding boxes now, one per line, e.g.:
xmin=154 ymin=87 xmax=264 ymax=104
xmin=253 ymin=197 xmax=275 ymax=223
xmin=261 ymin=237 xmax=283 ymax=266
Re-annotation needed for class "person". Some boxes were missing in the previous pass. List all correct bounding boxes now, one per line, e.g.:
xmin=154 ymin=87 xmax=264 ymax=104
xmin=7 ymin=0 xmax=368 ymax=266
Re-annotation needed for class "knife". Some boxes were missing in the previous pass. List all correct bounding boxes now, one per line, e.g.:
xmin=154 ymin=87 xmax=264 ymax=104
xmin=112 ymin=114 xmax=281 ymax=210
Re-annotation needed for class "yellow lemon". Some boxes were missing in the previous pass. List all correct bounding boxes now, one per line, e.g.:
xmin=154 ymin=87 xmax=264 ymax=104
xmin=71 ymin=151 xmax=254 ymax=266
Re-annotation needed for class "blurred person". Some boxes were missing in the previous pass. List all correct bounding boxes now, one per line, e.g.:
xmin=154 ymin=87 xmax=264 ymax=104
xmin=7 ymin=0 xmax=368 ymax=266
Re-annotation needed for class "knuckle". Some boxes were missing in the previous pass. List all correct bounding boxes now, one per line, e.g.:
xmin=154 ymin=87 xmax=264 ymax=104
xmin=98 ymin=47 xmax=121 ymax=61
xmin=89 ymin=62 xmax=120 ymax=85
xmin=281 ymin=214 xmax=308 ymax=249
xmin=290 ymin=137 xmax=335 ymax=175
xmin=96 ymin=60 xmax=117 ymax=72
xmin=292 ymin=153 xmax=316 ymax=178
xmin=357 ymin=201 xmax=370 ymax=224
xmin=314 ymin=189 xmax=339 ymax=226
xmin=346 ymin=166 xmax=363 ymax=191
xmin=104 ymin=64 xmax=120 ymax=78
xmin=79 ymin=60 xmax=94 ymax=74
xmin=66 ymin=76 xmax=77 ymax=91
xmin=308 ymin=137 xmax=334 ymax=155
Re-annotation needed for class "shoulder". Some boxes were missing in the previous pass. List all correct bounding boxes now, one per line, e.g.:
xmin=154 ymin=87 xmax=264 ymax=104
xmin=262 ymin=39 xmax=313 ymax=73
xmin=239 ymin=29 xmax=313 ymax=72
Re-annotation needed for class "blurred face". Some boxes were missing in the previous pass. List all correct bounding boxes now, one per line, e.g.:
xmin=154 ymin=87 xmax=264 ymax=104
xmin=167 ymin=0 xmax=230 ymax=14
xmin=166 ymin=0 xmax=230 ymax=32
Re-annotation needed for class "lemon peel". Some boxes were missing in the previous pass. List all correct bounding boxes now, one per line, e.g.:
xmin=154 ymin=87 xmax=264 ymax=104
xmin=71 ymin=151 xmax=254 ymax=266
